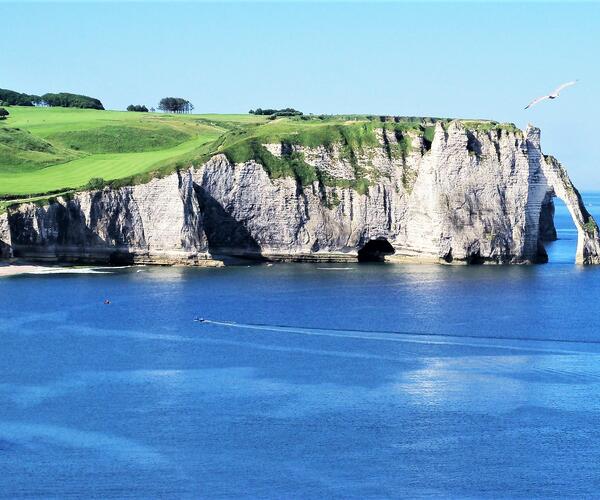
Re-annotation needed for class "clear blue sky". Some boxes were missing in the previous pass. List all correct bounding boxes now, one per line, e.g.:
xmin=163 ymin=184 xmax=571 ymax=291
xmin=2 ymin=1 xmax=599 ymax=188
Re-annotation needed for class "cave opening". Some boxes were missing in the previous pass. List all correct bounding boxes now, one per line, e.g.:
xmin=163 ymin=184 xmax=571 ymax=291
xmin=466 ymin=250 xmax=485 ymax=265
xmin=357 ymin=238 xmax=395 ymax=262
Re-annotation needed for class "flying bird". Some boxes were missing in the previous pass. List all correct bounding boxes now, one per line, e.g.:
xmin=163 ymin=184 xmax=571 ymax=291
xmin=525 ymin=80 xmax=578 ymax=109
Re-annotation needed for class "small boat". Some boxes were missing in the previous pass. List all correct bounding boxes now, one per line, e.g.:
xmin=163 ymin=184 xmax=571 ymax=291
xmin=193 ymin=317 xmax=206 ymax=323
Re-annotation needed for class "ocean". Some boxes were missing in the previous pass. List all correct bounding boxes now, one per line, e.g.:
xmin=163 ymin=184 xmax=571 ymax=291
xmin=1 ymin=193 xmax=600 ymax=498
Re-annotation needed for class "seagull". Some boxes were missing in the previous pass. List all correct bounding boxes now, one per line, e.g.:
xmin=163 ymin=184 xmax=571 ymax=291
xmin=525 ymin=80 xmax=578 ymax=109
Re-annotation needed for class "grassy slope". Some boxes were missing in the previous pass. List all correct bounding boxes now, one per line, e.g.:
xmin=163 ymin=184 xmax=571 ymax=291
xmin=0 ymin=107 xmax=518 ymax=204
xmin=45 ymin=125 xmax=194 ymax=154
xmin=0 ymin=126 xmax=79 ymax=172
xmin=0 ymin=134 xmax=218 ymax=196
xmin=0 ymin=107 xmax=235 ymax=196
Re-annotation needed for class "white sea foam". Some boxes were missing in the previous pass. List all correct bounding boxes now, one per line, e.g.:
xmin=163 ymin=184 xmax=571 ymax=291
xmin=0 ymin=265 xmax=114 ymax=277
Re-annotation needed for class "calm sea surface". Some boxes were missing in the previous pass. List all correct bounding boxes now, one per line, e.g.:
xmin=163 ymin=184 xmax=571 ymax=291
xmin=2 ymin=194 xmax=600 ymax=498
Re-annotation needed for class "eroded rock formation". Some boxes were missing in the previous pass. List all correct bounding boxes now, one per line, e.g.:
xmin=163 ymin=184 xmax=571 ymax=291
xmin=1 ymin=123 xmax=598 ymax=265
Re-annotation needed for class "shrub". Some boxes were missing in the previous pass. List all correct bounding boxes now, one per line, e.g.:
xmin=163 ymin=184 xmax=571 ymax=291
xmin=86 ymin=177 xmax=106 ymax=190
xmin=0 ymin=108 xmax=9 ymax=120
xmin=423 ymin=126 xmax=435 ymax=148
xmin=584 ymin=219 xmax=597 ymax=236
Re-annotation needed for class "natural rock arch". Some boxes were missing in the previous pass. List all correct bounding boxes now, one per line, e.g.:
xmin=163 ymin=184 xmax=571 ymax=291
xmin=528 ymin=124 xmax=600 ymax=264
xmin=540 ymin=179 xmax=600 ymax=264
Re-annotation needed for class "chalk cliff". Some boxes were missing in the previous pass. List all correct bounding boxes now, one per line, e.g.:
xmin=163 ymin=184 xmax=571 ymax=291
xmin=1 ymin=123 xmax=598 ymax=265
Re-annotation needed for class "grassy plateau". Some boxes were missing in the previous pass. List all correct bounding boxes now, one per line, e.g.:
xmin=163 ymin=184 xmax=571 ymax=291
xmin=0 ymin=106 xmax=517 ymax=210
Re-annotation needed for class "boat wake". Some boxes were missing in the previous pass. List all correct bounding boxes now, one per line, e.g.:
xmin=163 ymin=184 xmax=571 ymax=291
xmin=196 ymin=320 xmax=600 ymax=355
xmin=316 ymin=267 xmax=354 ymax=271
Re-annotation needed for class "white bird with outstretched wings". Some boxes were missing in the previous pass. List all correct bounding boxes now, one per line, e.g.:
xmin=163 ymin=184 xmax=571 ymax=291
xmin=525 ymin=80 xmax=578 ymax=109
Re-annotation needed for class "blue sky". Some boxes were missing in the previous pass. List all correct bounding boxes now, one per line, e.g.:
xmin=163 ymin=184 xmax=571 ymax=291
xmin=2 ymin=1 xmax=599 ymax=187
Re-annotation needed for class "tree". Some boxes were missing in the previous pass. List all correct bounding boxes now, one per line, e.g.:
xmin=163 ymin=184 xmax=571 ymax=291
xmin=158 ymin=97 xmax=193 ymax=113
xmin=126 ymin=104 xmax=148 ymax=112
xmin=0 ymin=107 xmax=9 ymax=120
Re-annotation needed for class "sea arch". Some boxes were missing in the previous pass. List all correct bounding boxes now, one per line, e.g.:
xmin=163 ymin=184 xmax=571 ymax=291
xmin=538 ymin=155 xmax=600 ymax=264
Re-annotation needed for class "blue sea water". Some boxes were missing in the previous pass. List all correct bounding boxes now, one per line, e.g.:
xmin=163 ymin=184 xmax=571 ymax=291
xmin=2 ymin=194 xmax=600 ymax=498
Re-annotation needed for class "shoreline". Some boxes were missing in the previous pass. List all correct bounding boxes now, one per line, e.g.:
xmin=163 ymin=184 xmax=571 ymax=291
xmin=0 ymin=263 xmax=115 ymax=278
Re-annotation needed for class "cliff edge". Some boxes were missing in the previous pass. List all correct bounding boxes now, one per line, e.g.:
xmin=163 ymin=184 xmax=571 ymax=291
xmin=1 ymin=122 xmax=598 ymax=265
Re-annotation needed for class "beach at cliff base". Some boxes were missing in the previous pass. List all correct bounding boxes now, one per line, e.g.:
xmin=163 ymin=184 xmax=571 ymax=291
xmin=0 ymin=263 xmax=112 ymax=277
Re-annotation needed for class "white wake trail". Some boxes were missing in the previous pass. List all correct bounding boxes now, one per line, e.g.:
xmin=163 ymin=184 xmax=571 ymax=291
xmin=198 ymin=320 xmax=597 ymax=355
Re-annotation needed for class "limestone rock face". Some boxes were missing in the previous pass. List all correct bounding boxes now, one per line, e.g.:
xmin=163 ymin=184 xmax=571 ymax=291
xmin=1 ymin=122 xmax=598 ymax=265
xmin=0 ymin=213 xmax=12 ymax=259
xmin=539 ymin=193 xmax=558 ymax=242
xmin=4 ymin=171 xmax=211 ymax=264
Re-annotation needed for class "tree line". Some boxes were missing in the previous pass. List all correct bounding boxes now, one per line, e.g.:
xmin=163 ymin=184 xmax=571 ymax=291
xmin=39 ymin=93 xmax=104 ymax=110
xmin=126 ymin=104 xmax=149 ymax=112
xmin=126 ymin=98 xmax=193 ymax=113
xmin=0 ymin=88 xmax=104 ymax=109
xmin=0 ymin=87 xmax=195 ymax=114
xmin=0 ymin=88 xmax=36 ymax=106
xmin=1 ymin=87 xmax=199 ymax=115
xmin=249 ymin=108 xmax=303 ymax=118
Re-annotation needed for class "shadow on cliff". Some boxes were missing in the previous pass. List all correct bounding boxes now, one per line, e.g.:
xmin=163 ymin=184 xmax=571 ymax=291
xmin=9 ymin=195 xmax=139 ymax=264
xmin=193 ymin=185 xmax=262 ymax=259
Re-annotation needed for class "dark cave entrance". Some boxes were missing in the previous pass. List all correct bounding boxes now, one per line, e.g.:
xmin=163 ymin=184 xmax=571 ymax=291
xmin=357 ymin=238 xmax=395 ymax=262
xmin=465 ymin=251 xmax=485 ymax=265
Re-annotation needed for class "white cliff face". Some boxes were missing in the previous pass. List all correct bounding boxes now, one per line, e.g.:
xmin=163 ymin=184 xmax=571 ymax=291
xmin=0 ymin=213 xmax=12 ymax=258
xmin=4 ymin=171 xmax=213 ymax=264
xmin=1 ymin=122 xmax=598 ymax=265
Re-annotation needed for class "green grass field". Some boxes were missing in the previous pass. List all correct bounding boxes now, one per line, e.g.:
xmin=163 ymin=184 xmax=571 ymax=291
xmin=0 ymin=133 xmax=219 ymax=196
xmin=0 ymin=106 xmax=515 ymax=205
xmin=0 ymin=107 xmax=241 ymax=197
